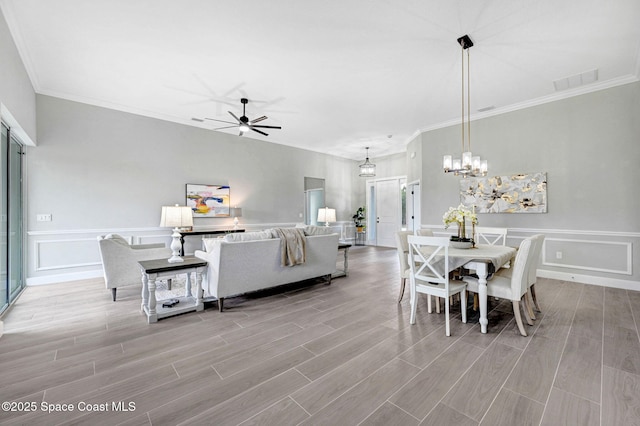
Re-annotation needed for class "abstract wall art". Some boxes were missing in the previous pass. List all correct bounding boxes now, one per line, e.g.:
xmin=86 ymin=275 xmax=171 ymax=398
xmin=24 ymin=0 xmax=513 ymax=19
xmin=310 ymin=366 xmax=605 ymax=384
xmin=459 ymin=172 xmax=547 ymax=213
xmin=186 ymin=184 xmax=230 ymax=217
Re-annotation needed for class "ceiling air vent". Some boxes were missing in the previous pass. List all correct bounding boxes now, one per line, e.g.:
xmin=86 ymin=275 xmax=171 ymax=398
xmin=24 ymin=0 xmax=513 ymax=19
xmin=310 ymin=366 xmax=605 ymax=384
xmin=553 ymin=69 xmax=598 ymax=91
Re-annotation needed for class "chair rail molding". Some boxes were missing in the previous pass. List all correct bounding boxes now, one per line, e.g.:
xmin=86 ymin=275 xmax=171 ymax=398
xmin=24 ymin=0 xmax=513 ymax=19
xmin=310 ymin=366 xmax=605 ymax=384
xmin=26 ymin=222 xmax=352 ymax=286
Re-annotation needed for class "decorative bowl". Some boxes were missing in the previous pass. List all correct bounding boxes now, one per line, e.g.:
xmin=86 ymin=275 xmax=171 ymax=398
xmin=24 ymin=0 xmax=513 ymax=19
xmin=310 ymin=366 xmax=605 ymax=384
xmin=450 ymin=240 xmax=473 ymax=249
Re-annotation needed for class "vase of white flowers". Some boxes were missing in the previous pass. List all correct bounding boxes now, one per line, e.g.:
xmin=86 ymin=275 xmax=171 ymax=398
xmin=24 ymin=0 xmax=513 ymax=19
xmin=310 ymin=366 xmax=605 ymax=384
xmin=443 ymin=204 xmax=478 ymax=247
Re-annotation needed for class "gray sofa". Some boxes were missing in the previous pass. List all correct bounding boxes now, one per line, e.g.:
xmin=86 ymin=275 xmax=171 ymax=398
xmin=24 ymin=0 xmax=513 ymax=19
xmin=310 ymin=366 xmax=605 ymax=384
xmin=194 ymin=228 xmax=339 ymax=311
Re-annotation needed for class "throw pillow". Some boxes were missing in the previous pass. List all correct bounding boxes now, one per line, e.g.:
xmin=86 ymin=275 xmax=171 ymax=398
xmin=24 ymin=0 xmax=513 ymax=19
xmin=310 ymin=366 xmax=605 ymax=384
xmin=303 ymin=225 xmax=333 ymax=236
xmin=224 ymin=230 xmax=273 ymax=242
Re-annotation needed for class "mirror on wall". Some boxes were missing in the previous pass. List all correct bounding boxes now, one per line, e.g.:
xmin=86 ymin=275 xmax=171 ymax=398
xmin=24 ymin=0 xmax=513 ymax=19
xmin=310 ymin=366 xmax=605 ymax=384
xmin=304 ymin=177 xmax=325 ymax=226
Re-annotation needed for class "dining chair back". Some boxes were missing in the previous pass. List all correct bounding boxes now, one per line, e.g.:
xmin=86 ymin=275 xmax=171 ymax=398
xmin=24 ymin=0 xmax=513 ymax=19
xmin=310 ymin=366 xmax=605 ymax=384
xmin=394 ymin=230 xmax=413 ymax=303
xmin=415 ymin=229 xmax=434 ymax=236
xmin=462 ymin=236 xmax=535 ymax=336
xmin=474 ymin=226 xmax=508 ymax=246
xmin=527 ymin=234 xmax=545 ymax=313
xmin=407 ymin=235 xmax=467 ymax=336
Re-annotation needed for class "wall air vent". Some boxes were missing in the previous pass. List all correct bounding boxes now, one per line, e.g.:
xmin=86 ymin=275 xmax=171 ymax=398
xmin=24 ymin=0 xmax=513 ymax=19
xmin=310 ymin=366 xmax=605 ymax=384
xmin=553 ymin=69 xmax=598 ymax=91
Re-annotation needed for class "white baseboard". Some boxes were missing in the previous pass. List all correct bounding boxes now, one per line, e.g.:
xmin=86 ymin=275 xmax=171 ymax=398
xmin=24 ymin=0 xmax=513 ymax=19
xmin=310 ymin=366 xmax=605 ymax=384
xmin=537 ymin=269 xmax=640 ymax=291
xmin=27 ymin=269 xmax=103 ymax=286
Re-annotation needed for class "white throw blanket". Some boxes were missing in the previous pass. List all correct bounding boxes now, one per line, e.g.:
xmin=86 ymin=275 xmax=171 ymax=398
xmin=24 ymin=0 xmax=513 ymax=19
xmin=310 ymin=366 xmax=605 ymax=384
xmin=271 ymin=228 xmax=306 ymax=266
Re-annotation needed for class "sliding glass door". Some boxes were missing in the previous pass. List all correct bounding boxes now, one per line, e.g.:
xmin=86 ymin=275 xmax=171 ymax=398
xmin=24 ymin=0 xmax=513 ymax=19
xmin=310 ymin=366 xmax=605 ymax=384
xmin=0 ymin=123 xmax=7 ymax=312
xmin=0 ymin=122 xmax=24 ymax=314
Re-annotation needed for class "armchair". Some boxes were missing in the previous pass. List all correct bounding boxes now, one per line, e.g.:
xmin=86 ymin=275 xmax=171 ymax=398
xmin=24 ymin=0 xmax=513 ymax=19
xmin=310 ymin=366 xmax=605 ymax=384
xmin=97 ymin=234 xmax=171 ymax=301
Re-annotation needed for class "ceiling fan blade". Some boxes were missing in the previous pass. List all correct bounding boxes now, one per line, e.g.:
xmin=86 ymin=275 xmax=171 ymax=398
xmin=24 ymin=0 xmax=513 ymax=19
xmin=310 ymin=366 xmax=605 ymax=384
xmin=250 ymin=116 xmax=268 ymax=124
xmin=204 ymin=117 xmax=236 ymax=125
xmin=228 ymin=111 xmax=242 ymax=123
xmin=252 ymin=125 xmax=282 ymax=129
xmin=213 ymin=125 xmax=238 ymax=130
xmin=250 ymin=127 xmax=268 ymax=136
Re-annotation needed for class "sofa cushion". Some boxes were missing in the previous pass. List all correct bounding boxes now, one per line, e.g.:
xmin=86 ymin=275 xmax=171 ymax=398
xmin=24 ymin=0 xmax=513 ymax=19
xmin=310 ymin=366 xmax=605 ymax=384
xmin=224 ymin=230 xmax=274 ymax=242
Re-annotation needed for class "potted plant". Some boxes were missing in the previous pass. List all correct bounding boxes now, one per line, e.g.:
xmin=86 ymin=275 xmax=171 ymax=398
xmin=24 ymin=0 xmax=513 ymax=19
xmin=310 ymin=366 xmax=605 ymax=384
xmin=352 ymin=206 xmax=366 ymax=232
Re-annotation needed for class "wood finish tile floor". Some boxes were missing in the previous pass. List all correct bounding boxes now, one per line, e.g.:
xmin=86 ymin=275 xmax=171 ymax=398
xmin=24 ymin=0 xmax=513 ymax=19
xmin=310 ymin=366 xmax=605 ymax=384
xmin=1 ymin=246 xmax=640 ymax=425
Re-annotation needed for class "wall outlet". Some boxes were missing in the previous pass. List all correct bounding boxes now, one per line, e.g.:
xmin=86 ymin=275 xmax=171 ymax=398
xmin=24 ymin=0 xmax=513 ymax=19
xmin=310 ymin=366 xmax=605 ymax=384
xmin=556 ymin=251 xmax=563 ymax=260
xmin=37 ymin=214 xmax=52 ymax=222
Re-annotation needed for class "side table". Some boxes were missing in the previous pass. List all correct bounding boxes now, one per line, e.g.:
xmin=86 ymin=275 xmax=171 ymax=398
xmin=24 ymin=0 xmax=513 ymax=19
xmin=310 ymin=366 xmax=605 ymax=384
xmin=355 ymin=230 xmax=366 ymax=246
xmin=332 ymin=243 xmax=351 ymax=278
xmin=138 ymin=256 xmax=208 ymax=323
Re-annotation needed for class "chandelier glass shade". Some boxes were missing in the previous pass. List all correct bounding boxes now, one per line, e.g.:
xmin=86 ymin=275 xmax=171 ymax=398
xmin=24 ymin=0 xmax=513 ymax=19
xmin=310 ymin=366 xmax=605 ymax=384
xmin=443 ymin=35 xmax=488 ymax=177
xmin=359 ymin=147 xmax=376 ymax=177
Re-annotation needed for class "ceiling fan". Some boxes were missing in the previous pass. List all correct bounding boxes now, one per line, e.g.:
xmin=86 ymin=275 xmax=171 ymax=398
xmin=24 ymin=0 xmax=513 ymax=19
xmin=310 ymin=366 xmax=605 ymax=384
xmin=204 ymin=98 xmax=282 ymax=136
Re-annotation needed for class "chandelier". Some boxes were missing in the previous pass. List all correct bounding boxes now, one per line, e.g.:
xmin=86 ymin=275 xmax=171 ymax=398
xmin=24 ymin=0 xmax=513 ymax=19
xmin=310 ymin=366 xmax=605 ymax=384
xmin=359 ymin=147 xmax=376 ymax=177
xmin=443 ymin=35 xmax=488 ymax=177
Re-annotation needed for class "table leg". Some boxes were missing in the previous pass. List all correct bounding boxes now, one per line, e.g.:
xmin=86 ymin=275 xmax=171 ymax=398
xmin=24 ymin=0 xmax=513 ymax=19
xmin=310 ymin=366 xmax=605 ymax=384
xmin=148 ymin=278 xmax=158 ymax=323
xmin=343 ymin=247 xmax=349 ymax=277
xmin=477 ymin=263 xmax=488 ymax=333
xmin=195 ymin=271 xmax=204 ymax=311
xmin=141 ymin=272 xmax=149 ymax=312
xmin=185 ymin=272 xmax=193 ymax=298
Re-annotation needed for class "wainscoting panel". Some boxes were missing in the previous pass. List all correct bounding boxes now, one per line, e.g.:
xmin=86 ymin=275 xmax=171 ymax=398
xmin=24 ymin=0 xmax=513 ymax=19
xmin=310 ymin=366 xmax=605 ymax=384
xmin=27 ymin=223 xmax=354 ymax=285
xmin=424 ymin=224 xmax=639 ymax=290
xmin=543 ymin=238 xmax=632 ymax=275
xmin=35 ymin=238 xmax=101 ymax=271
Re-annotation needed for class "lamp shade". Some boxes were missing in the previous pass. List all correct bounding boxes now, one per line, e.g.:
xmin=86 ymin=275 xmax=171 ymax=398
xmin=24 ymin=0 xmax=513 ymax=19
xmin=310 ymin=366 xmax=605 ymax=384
xmin=229 ymin=207 xmax=243 ymax=218
xmin=159 ymin=204 xmax=193 ymax=228
xmin=317 ymin=207 xmax=336 ymax=224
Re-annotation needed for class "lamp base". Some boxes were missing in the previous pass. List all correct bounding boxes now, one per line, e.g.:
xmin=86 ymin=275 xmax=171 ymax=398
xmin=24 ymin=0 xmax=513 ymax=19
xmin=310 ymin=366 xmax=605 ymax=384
xmin=167 ymin=228 xmax=183 ymax=263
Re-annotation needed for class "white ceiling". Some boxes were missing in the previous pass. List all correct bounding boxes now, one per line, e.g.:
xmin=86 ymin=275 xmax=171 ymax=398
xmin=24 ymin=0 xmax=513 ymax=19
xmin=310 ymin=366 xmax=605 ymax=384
xmin=2 ymin=0 xmax=639 ymax=160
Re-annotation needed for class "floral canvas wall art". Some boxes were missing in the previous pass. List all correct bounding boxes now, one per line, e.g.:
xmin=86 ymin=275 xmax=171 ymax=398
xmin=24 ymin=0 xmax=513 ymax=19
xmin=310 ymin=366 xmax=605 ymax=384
xmin=460 ymin=172 xmax=547 ymax=213
xmin=186 ymin=184 xmax=230 ymax=217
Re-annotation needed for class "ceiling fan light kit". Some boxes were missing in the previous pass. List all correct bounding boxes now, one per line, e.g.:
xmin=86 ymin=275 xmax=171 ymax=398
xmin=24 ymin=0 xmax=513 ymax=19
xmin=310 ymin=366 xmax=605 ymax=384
xmin=443 ymin=34 xmax=488 ymax=177
xmin=204 ymin=97 xmax=281 ymax=137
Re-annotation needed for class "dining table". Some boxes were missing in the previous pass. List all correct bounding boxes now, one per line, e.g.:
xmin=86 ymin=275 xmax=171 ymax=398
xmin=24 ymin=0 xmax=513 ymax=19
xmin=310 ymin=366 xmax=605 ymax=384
xmin=419 ymin=243 xmax=517 ymax=333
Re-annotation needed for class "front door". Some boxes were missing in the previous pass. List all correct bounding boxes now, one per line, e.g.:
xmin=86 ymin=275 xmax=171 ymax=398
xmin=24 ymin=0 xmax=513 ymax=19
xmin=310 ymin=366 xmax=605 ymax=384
xmin=374 ymin=179 xmax=400 ymax=247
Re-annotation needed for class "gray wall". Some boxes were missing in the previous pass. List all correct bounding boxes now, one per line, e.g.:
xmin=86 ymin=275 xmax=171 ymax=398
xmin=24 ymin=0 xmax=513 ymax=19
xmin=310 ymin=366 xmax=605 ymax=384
xmin=417 ymin=81 xmax=640 ymax=288
xmin=28 ymin=95 xmax=361 ymax=282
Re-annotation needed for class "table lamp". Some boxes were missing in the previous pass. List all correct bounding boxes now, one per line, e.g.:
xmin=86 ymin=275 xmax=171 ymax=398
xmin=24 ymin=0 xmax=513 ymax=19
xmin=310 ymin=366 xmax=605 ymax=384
xmin=160 ymin=204 xmax=193 ymax=263
xmin=317 ymin=207 xmax=336 ymax=227
xmin=230 ymin=207 xmax=243 ymax=230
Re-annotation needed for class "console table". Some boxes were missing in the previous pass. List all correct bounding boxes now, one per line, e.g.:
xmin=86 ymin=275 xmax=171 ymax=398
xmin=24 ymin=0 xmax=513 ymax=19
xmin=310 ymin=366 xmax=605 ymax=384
xmin=177 ymin=229 xmax=245 ymax=255
xmin=138 ymin=256 xmax=208 ymax=323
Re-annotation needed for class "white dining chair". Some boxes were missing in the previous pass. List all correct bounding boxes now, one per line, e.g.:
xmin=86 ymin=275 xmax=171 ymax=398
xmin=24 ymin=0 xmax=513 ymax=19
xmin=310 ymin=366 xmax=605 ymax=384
xmin=394 ymin=230 xmax=413 ymax=303
xmin=527 ymin=234 xmax=545 ymax=314
xmin=408 ymin=235 xmax=467 ymax=336
xmin=462 ymin=236 xmax=536 ymax=336
xmin=474 ymin=226 xmax=507 ymax=246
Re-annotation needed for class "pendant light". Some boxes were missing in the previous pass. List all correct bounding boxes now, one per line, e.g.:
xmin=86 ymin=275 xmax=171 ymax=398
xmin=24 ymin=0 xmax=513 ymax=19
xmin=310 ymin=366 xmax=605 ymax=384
xmin=359 ymin=147 xmax=376 ymax=177
xmin=443 ymin=35 xmax=488 ymax=177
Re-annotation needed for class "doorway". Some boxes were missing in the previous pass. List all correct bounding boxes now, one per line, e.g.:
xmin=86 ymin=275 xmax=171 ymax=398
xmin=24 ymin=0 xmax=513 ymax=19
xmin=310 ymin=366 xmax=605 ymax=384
xmin=366 ymin=177 xmax=405 ymax=247
xmin=406 ymin=181 xmax=421 ymax=233
xmin=304 ymin=177 xmax=325 ymax=226
xmin=0 ymin=122 xmax=24 ymax=314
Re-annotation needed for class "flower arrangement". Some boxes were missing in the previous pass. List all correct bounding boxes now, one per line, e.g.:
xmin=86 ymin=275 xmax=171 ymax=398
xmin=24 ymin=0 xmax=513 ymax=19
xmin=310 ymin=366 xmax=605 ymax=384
xmin=443 ymin=204 xmax=478 ymax=242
